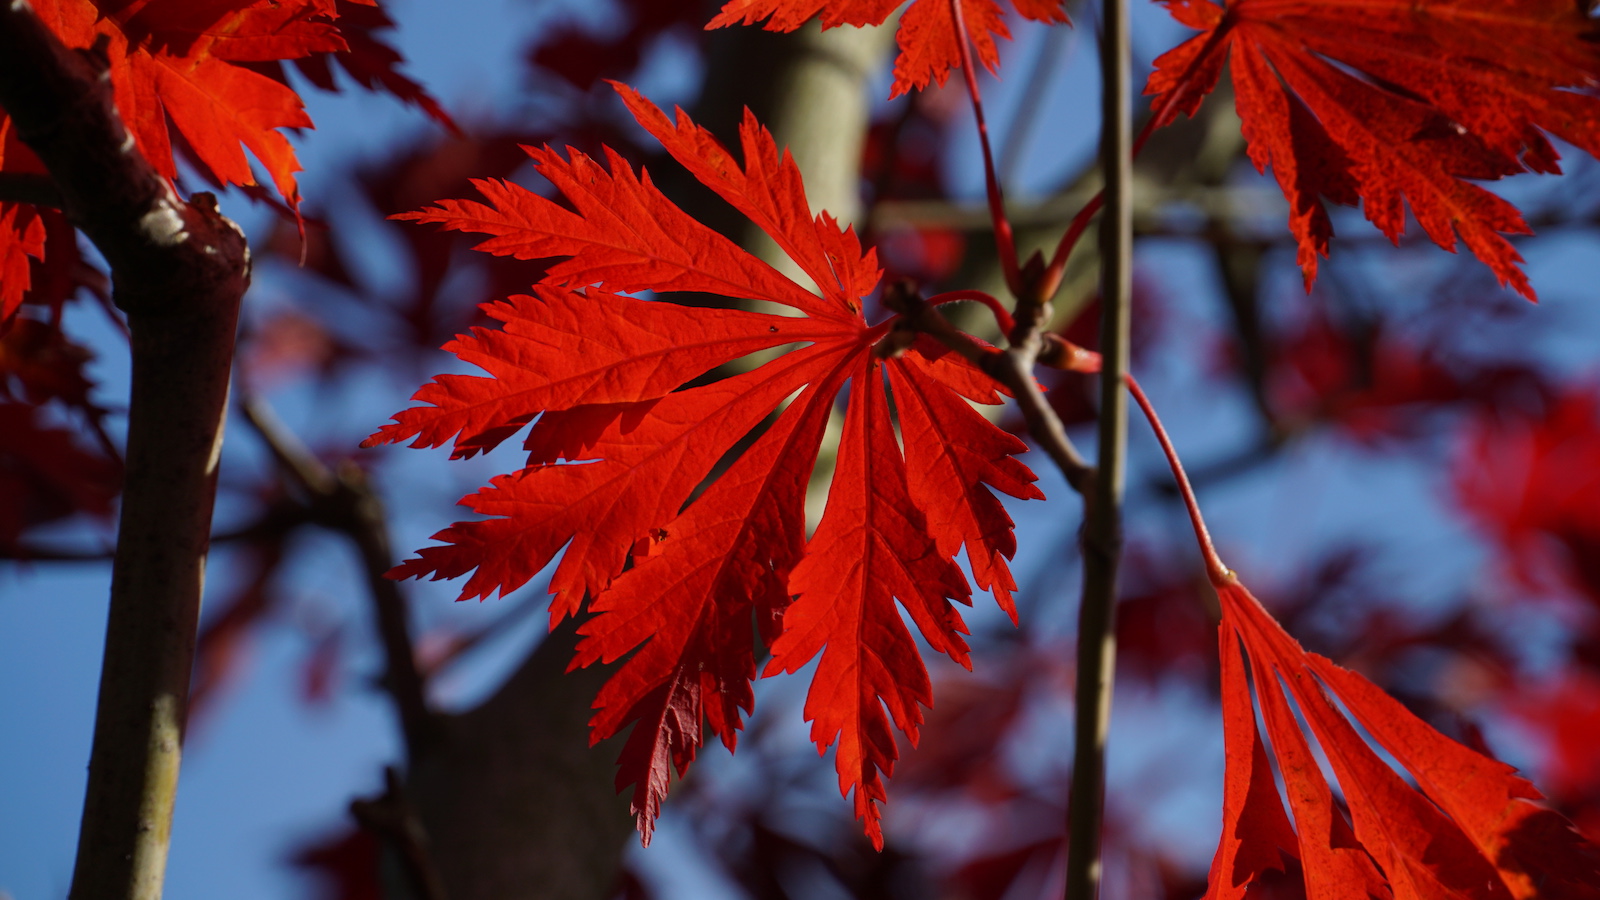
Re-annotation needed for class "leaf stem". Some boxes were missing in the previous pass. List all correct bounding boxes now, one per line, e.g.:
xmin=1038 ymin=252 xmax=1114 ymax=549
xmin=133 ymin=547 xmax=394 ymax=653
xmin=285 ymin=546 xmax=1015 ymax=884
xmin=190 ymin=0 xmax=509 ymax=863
xmin=1041 ymin=96 xmax=1177 ymax=295
xmin=927 ymin=288 xmax=1017 ymax=334
xmin=949 ymin=0 xmax=1023 ymax=297
xmin=1065 ymin=0 xmax=1132 ymax=898
xmin=1123 ymin=375 xmax=1229 ymax=582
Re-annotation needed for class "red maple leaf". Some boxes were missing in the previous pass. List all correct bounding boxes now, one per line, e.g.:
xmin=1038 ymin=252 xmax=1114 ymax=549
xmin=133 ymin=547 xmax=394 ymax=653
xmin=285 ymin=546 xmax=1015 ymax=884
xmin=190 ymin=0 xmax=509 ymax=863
xmin=1206 ymin=573 xmax=1600 ymax=900
xmin=1123 ymin=372 xmax=1600 ymax=898
xmin=0 ymin=203 xmax=46 ymax=322
xmin=1144 ymin=0 xmax=1600 ymax=301
xmin=366 ymin=83 xmax=1041 ymax=846
xmin=0 ymin=120 xmax=51 ymax=320
xmin=23 ymin=0 xmax=341 ymax=203
xmin=706 ymin=0 xmax=1070 ymax=97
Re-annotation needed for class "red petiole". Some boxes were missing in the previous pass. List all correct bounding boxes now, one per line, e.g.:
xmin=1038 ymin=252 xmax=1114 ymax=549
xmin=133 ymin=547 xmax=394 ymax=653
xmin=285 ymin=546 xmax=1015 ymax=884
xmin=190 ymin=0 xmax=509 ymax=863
xmin=1124 ymin=373 xmax=1230 ymax=583
xmin=949 ymin=0 xmax=1023 ymax=298
xmin=927 ymin=288 xmax=1017 ymax=335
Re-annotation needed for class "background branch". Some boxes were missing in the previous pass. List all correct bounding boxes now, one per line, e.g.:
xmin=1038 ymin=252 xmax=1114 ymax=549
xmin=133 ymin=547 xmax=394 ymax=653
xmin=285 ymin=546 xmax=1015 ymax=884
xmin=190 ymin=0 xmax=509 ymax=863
xmin=240 ymin=395 xmax=437 ymax=753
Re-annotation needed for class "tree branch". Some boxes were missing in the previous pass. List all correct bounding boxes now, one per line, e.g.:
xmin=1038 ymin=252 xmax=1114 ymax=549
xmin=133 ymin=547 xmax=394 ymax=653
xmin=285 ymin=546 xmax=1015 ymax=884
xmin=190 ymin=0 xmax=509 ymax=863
xmin=1066 ymin=0 xmax=1132 ymax=897
xmin=0 ymin=7 xmax=250 ymax=899
xmin=0 ymin=171 xmax=63 ymax=207
xmin=240 ymin=395 xmax=437 ymax=753
xmin=882 ymin=283 xmax=1094 ymax=493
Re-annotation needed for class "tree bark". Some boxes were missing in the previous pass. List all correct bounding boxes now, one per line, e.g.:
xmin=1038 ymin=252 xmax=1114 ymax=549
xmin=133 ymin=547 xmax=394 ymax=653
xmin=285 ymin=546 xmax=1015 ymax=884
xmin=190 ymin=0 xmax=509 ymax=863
xmin=0 ymin=6 xmax=249 ymax=900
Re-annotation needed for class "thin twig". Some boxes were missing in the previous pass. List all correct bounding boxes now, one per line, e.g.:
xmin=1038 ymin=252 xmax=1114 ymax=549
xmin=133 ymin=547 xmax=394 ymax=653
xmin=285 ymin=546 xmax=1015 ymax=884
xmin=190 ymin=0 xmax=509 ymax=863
xmin=240 ymin=395 xmax=437 ymax=753
xmin=0 ymin=507 xmax=319 ymax=564
xmin=992 ymin=348 xmax=1095 ymax=494
xmin=1065 ymin=1 xmax=1132 ymax=898
xmin=0 ymin=543 xmax=118 ymax=562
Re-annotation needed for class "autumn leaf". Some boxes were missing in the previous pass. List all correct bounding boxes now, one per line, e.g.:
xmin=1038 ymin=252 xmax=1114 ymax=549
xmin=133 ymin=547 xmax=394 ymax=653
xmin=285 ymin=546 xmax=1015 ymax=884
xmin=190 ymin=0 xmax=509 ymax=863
xmin=1121 ymin=371 xmax=1600 ymax=898
xmin=22 ymin=0 xmax=334 ymax=203
xmin=1145 ymin=0 xmax=1600 ymax=300
xmin=706 ymin=0 xmax=1070 ymax=97
xmin=1206 ymin=573 xmax=1600 ymax=899
xmin=367 ymin=82 xmax=1041 ymax=845
xmin=283 ymin=0 xmax=459 ymax=136
xmin=0 ymin=120 xmax=50 ymax=320
xmin=0 ymin=203 xmax=46 ymax=323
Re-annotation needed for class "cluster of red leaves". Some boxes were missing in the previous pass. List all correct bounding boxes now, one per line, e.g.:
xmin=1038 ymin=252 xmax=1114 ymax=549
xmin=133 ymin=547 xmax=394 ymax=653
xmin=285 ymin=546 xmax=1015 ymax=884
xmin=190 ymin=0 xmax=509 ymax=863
xmin=1456 ymin=389 xmax=1600 ymax=609
xmin=1454 ymin=388 xmax=1600 ymax=844
xmin=0 ymin=141 xmax=85 ymax=320
xmin=361 ymin=4 xmax=1600 ymax=886
xmin=0 ymin=0 xmax=447 ymax=320
xmin=0 ymin=315 xmax=119 ymax=551
xmin=0 ymin=400 xmax=119 ymax=549
xmin=1254 ymin=300 xmax=1550 ymax=447
xmin=528 ymin=0 xmax=705 ymax=91
xmin=707 ymin=0 xmax=1069 ymax=97
xmin=172 ymin=3 xmax=681 ymax=743
xmin=368 ymin=84 xmax=1041 ymax=847
xmin=1146 ymin=0 xmax=1600 ymax=300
